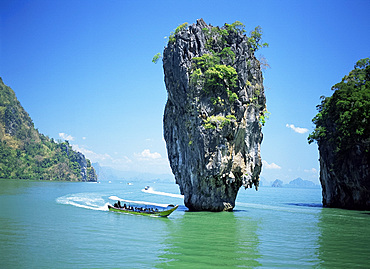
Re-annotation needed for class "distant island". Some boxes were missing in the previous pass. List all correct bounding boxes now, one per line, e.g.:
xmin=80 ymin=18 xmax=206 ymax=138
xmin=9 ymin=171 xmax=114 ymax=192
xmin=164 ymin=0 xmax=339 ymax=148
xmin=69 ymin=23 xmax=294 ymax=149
xmin=0 ymin=77 xmax=97 ymax=181
xmin=271 ymin=179 xmax=283 ymax=188
xmin=267 ymin=178 xmax=320 ymax=189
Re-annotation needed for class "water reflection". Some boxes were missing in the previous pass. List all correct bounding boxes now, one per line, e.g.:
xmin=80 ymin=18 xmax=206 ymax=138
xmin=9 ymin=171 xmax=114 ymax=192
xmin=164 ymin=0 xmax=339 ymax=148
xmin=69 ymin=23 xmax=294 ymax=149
xmin=156 ymin=211 xmax=261 ymax=268
xmin=317 ymin=208 xmax=370 ymax=268
xmin=0 ymin=179 xmax=31 ymax=196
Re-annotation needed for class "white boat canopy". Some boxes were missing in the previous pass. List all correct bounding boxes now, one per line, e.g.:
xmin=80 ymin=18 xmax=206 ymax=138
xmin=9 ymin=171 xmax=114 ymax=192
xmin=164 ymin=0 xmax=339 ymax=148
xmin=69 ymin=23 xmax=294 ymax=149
xmin=109 ymin=196 xmax=170 ymax=208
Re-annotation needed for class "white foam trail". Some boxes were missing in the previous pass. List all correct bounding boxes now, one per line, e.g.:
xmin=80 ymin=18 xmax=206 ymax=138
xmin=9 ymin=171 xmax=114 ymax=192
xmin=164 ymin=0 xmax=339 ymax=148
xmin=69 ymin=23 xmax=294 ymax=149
xmin=109 ymin=196 xmax=170 ymax=208
xmin=141 ymin=187 xmax=184 ymax=199
xmin=56 ymin=193 xmax=109 ymax=211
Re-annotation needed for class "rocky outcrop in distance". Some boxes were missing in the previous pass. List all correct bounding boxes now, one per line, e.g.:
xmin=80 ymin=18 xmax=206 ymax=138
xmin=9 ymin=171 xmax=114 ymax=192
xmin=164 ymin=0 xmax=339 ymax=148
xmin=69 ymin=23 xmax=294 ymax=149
xmin=61 ymin=143 xmax=98 ymax=182
xmin=271 ymin=179 xmax=283 ymax=188
xmin=270 ymin=178 xmax=320 ymax=188
xmin=163 ymin=19 xmax=267 ymax=211
xmin=288 ymin=177 xmax=319 ymax=188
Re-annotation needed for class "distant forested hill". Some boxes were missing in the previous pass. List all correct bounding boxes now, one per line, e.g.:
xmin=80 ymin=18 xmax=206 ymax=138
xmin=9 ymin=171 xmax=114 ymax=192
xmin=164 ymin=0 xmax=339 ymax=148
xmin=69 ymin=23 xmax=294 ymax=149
xmin=0 ymin=77 xmax=97 ymax=181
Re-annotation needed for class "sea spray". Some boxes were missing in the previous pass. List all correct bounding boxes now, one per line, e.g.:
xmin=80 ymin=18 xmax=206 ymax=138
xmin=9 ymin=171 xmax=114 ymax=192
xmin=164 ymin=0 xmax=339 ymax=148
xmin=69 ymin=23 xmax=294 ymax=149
xmin=141 ymin=187 xmax=184 ymax=199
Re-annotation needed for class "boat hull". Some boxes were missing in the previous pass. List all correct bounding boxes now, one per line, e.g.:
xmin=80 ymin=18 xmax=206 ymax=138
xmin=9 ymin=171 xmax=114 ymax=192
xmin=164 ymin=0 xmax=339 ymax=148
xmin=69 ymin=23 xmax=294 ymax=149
xmin=108 ymin=205 xmax=178 ymax=217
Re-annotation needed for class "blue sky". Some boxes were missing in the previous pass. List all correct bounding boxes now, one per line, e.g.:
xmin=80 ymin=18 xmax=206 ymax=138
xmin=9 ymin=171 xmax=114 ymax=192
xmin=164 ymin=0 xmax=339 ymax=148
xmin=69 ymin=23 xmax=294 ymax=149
xmin=1 ymin=0 xmax=369 ymax=183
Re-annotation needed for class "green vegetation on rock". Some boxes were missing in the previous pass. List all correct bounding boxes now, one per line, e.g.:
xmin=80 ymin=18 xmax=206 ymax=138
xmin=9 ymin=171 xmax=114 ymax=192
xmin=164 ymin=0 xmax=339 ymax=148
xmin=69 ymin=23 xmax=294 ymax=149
xmin=203 ymin=115 xmax=235 ymax=130
xmin=152 ymin=52 xmax=162 ymax=64
xmin=186 ymin=21 xmax=269 ymax=130
xmin=308 ymin=58 xmax=370 ymax=155
xmin=168 ymin=22 xmax=189 ymax=43
xmin=248 ymin=26 xmax=269 ymax=52
xmin=225 ymin=21 xmax=246 ymax=34
xmin=190 ymin=51 xmax=238 ymax=102
xmin=259 ymin=109 xmax=270 ymax=126
xmin=0 ymin=78 xmax=97 ymax=181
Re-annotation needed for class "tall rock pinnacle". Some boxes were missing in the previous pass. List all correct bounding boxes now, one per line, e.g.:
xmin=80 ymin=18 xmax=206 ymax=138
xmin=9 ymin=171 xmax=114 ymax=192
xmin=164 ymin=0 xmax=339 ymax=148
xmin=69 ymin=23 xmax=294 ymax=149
xmin=163 ymin=19 xmax=267 ymax=211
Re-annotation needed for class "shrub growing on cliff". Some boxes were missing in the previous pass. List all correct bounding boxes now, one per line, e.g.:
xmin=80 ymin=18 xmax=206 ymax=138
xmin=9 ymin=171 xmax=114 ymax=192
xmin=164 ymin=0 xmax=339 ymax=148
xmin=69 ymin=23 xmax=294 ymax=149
xmin=225 ymin=21 xmax=246 ymax=34
xmin=204 ymin=65 xmax=237 ymax=91
xmin=168 ymin=22 xmax=189 ymax=43
xmin=152 ymin=53 xmax=162 ymax=64
xmin=248 ymin=26 xmax=269 ymax=52
xmin=308 ymin=58 xmax=370 ymax=155
xmin=259 ymin=109 xmax=270 ymax=126
xmin=190 ymin=50 xmax=238 ymax=102
xmin=192 ymin=54 xmax=219 ymax=70
xmin=203 ymin=115 xmax=235 ymax=129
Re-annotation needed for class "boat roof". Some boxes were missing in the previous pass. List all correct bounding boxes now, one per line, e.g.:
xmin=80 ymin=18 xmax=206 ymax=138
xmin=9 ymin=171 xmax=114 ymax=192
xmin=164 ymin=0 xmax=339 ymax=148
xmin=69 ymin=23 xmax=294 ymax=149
xmin=109 ymin=196 xmax=170 ymax=208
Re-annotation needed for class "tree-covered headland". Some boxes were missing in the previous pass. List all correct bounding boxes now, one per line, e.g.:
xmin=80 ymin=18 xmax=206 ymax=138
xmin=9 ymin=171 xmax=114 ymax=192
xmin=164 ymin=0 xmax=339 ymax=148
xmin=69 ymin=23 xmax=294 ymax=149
xmin=308 ymin=58 xmax=369 ymax=152
xmin=0 ymin=77 xmax=97 ymax=181
xmin=308 ymin=58 xmax=370 ymax=209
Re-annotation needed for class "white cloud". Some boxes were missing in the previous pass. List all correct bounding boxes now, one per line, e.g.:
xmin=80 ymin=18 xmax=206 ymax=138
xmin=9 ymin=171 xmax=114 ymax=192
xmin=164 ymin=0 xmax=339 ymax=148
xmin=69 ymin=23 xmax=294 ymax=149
xmin=72 ymin=144 xmax=132 ymax=166
xmin=59 ymin=132 xmax=75 ymax=141
xmin=135 ymin=149 xmax=162 ymax=160
xmin=70 ymin=145 xmax=170 ymax=173
xmin=304 ymin=168 xmax=318 ymax=174
xmin=262 ymin=160 xmax=282 ymax=169
xmin=72 ymin=144 xmax=110 ymax=161
xmin=82 ymin=137 xmax=86 ymax=140
xmin=133 ymin=149 xmax=171 ymax=173
xmin=286 ymin=124 xmax=309 ymax=134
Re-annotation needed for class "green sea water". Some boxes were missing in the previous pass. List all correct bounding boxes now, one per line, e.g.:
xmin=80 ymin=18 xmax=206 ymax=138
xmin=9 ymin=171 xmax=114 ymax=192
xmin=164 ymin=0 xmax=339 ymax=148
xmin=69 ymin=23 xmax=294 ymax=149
xmin=0 ymin=179 xmax=369 ymax=268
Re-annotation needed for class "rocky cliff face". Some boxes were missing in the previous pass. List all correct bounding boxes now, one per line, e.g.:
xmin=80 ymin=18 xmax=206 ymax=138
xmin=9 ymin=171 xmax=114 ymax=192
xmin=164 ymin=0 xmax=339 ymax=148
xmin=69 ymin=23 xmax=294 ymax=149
xmin=163 ymin=19 xmax=266 ymax=211
xmin=61 ymin=144 xmax=98 ymax=182
xmin=319 ymin=138 xmax=369 ymax=210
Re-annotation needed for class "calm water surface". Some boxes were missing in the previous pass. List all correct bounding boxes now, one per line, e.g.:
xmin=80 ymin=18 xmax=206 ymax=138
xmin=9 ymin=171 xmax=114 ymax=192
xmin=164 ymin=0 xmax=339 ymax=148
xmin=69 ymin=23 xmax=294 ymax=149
xmin=0 ymin=179 xmax=369 ymax=268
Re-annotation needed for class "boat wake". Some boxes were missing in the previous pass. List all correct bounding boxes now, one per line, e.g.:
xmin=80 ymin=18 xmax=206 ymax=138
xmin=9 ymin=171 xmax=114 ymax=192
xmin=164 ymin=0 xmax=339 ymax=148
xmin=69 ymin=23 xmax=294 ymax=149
xmin=141 ymin=187 xmax=183 ymax=199
xmin=56 ymin=193 xmax=109 ymax=211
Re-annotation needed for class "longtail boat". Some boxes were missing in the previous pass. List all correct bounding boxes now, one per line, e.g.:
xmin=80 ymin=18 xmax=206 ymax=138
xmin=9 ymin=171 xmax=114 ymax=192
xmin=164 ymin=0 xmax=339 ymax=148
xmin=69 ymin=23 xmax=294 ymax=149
xmin=107 ymin=197 xmax=178 ymax=217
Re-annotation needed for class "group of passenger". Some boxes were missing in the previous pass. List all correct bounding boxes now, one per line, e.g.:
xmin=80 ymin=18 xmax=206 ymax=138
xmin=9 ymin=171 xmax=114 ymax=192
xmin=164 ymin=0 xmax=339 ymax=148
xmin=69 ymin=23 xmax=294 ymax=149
xmin=113 ymin=200 xmax=159 ymax=213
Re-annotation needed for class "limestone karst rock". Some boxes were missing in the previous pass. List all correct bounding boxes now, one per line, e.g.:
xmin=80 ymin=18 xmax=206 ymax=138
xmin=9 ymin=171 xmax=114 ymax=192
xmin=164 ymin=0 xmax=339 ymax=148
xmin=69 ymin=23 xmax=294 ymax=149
xmin=163 ymin=19 xmax=267 ymax=211
xmin=309 ymin=58 xmax=370 ymax=210
xmin=318 ymin=140 xmax=369 ymax=209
